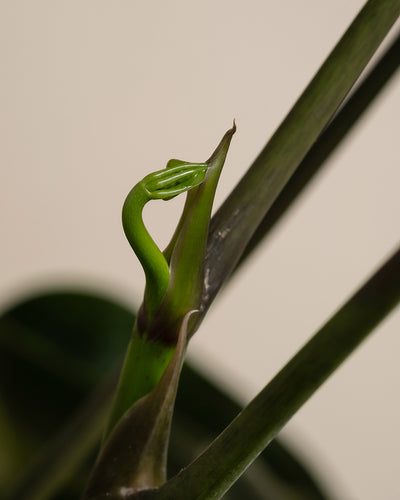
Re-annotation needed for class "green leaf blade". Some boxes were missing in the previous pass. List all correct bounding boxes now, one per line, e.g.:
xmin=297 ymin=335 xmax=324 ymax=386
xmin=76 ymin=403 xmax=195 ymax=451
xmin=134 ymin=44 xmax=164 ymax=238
xmin=201 ymin=0 xmax=400 ymax=314
xmin=143 ymin=247 xmax=400 ymax=500
xmin=238 ymin=29 xmax=400 ymax=268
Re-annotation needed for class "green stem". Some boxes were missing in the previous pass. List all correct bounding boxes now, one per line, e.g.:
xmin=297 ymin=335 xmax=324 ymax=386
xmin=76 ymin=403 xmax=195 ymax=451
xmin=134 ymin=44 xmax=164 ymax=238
xmin=103 ymin=324 xmax=175 ymax=439
xmin=84 ymin=313 xmax=193 ymax=499
xmin=123 ymin=185 xmax=170 ymax=323
xmin=135 ymin=246 xmax=400 ymax=500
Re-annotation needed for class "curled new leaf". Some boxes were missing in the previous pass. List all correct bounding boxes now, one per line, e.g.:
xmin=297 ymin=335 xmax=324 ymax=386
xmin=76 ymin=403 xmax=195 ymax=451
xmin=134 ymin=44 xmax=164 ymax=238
xmin=104 ymin=127 xmax=235 ymax=440
xmin=122 ymin=163 xmax=208 ymax=324
xmin=148 ymin=123 xmax=236 ymax=342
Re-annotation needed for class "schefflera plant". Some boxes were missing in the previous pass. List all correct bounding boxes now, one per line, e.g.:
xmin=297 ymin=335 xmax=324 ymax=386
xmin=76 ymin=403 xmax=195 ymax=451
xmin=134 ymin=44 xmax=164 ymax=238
xmin=84 ymin=124 xmax=236 ymax=498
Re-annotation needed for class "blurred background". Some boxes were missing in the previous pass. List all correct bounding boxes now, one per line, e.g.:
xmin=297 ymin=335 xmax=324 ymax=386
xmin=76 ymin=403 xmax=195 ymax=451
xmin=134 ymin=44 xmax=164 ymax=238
xmin=1 ymin=1 xmax=399 ymax=498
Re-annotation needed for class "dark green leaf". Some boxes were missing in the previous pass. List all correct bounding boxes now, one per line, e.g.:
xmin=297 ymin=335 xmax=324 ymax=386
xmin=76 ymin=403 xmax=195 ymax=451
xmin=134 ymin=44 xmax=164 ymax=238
xmin=238 ymin=29 xmax=400 ymax=268
xmin=201 ymin=0 xmax=400 ymax=315
xmin=142 ymin=247 xmax=400 ymax=500
xmin=1 ymin=291 xmax=328 ymax=500
xmin=0 ymin=290 xmax=134 ymax=496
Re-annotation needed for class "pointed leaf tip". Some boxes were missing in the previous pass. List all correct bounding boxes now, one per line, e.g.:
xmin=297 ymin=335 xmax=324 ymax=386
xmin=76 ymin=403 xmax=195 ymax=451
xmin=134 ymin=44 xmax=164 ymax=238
xmin=206 ymin=122 xmax=236 ymax=165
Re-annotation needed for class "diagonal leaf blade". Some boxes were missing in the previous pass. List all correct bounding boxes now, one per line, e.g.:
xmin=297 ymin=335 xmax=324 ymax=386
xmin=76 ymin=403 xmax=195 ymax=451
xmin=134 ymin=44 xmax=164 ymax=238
xmin=137 ymin=247 xmax=400 ymax=500
xmin=238 ymin=28 xmax=400 ymax=268
xmin=201 ymin=0 xmax=400 ymax=314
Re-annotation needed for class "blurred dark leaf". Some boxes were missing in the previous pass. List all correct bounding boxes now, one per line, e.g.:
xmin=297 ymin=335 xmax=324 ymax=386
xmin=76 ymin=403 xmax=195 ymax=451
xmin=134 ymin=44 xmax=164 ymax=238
xmin=0 ymin=291 xmax=328 ymax=499
xmin=0 ymin=290 xmax=134 ymax=493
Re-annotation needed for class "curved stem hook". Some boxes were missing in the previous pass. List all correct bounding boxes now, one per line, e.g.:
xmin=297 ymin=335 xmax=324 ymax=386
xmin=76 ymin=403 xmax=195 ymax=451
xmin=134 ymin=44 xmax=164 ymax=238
xmin=122 ymin=163 xmax=208 ymax=324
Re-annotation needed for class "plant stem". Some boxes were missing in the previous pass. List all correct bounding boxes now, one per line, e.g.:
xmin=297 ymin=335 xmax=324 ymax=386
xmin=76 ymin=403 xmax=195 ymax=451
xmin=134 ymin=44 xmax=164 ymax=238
xmin=103 ymin=325 xmax=175 ymax=439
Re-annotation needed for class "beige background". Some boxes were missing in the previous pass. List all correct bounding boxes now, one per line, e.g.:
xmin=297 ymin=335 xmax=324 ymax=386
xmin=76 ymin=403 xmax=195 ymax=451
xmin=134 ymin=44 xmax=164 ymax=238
xmin=1 ymin=2 xmax=399 ymax=499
